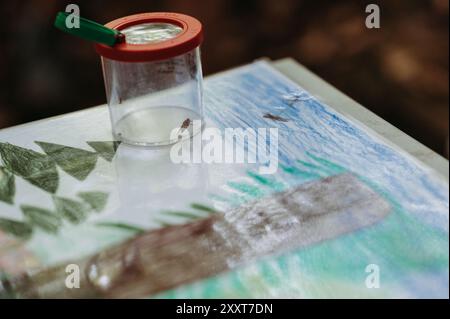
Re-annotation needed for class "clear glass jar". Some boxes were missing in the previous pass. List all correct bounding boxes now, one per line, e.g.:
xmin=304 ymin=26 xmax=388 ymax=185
xmin=95 ymin=13 xmax=204 ymax=146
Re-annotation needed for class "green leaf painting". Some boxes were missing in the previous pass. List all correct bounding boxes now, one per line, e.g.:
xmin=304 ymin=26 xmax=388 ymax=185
xmin=53 ymin=196 xmax=89 ymax=224
xmin=155 ymin=203 xmax=218 ymax=226
xmin=0 ymin=217 xmax=33 ymax=239
xmin=21 ymin=205 xmax=61 ymax=234
xmin=0 ymin=142 xmax=58 ymax=193
xmin=35 ymin=141 xmax=98 ymax=181
xmin=0 ymin=141 xmax=115 ymax=240
xmin=190 ymin=203 xmax=217 ymax=214
xmin=77 ymin=191 xmax=108 ymax=212
xmin=87 ymin=141 xmax=120 ymax=162
xmin=0 ymin=166 xmax=15 ymax=204
xmin=95 ymin=222 xmax=145 ymax=234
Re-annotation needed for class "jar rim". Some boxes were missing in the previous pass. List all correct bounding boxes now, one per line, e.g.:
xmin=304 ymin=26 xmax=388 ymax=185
xmin=95 ymin=12 xmax=203 ymax=62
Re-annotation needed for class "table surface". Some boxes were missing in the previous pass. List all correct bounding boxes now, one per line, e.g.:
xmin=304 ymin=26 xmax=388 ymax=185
xmin=0 ymin=58 xmax=448 ymax=298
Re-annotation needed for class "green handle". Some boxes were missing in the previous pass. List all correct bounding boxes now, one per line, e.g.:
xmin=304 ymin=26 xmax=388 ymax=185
xmin=54 ymin=12 xmax=124 ymax=46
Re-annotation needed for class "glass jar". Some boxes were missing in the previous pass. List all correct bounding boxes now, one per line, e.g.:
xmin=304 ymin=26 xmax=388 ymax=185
xmin=95 ymin=13 xmax=204 ymax=146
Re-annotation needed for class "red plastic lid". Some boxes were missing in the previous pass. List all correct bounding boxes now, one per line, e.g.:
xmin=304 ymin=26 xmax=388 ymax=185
xmin=95 ymin=12 xmax=203 ymax=62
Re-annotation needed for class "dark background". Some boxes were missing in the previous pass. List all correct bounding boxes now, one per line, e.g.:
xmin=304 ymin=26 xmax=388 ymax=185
xmin=0 ymin=0 xmax=448 ymax=157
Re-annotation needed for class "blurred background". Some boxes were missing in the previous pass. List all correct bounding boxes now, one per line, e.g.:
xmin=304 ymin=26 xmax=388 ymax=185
xmin=0 ymin=0 xmax=448 ymax=156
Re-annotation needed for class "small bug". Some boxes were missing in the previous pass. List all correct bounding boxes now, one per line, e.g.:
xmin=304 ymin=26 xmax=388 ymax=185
xmin=177 ymin=118 xmax=192 ymax=137
xmin=263 ymin=113 xmax=288 ymax=122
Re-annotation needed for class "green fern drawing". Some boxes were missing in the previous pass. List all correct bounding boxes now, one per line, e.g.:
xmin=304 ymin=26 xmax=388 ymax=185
xmin=21 ymin=205 xmax=62 ymax=234
xmin=0 ymin=217 xmax=33 ymax=239
xmin=0 ymin=191 xmax=110 ymax=238
xmin=0 ymin=166 xmax=15 ymax=205
xmin=0 ymin=142 xmax=58 ymax=194
xmin=0 ymin=140 xmax=119 ymax=239
xmin=77 ymin=191 xmax=108 ymax=212
xmin=35 ymin=142 xmax=99 ymax=181
xmin=86 ymin=141 xmax=121 ymax=162
xmin=0 ymin=141 xmax=120 ymax=196
xmin=153 ymin=203 xmax=218 ymax=227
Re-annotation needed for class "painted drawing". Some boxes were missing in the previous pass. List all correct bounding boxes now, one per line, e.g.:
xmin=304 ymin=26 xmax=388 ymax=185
xmin=0 ymin=61 xmax=448 ymax=298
